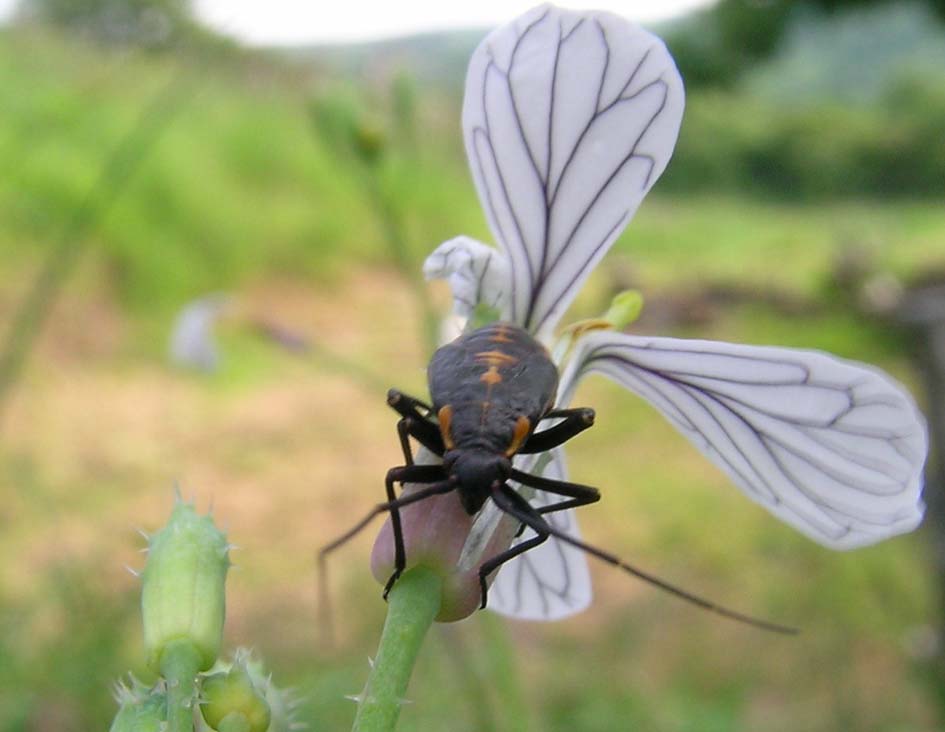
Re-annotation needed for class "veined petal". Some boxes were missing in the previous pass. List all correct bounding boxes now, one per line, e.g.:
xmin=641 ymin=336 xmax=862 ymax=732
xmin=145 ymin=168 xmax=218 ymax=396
xmin=423 ymin=236 xmax=511 ymax=322
xmin=560 ymin=331 xmax=928 ymax=549
xmin=464 ymin=4 xmax=684 ymax=338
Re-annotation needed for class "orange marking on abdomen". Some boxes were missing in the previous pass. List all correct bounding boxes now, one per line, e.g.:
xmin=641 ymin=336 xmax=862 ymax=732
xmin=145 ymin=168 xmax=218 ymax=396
xmin=438 ymin=405 xmax=455 ymax=449
xmin=480 ymin=366 xmax=503 ymax=385
xmin=489 ymin=324 xmax=514 ymax=343
xmin=474 ymin=349 xmax=518 ymax=367
xmin=506 ymin=415 xmax=532 ymax=456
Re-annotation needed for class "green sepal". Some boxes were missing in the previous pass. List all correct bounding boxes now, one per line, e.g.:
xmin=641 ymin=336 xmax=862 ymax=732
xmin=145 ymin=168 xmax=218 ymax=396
xmin=109 ymin=679 xmax=165 ymax=732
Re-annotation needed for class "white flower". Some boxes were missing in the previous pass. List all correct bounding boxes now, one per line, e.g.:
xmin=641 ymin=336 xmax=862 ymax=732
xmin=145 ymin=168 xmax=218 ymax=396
xmin=422 ymin=4 xmax=927 ymax=621
xmin=168 ymin=294 xmax=232 ymax=372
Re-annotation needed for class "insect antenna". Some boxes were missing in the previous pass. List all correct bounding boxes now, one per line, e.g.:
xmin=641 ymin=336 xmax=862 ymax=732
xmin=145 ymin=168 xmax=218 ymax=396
xmin=493 ymin=485 xmax=798 ymax=635
xmin=317 ymin=478 xmax=456 ymax=644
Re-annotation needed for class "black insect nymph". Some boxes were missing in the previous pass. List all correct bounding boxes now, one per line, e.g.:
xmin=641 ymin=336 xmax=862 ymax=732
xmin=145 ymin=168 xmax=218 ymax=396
xmin=363 ymin=321 xmax=600 ymax=605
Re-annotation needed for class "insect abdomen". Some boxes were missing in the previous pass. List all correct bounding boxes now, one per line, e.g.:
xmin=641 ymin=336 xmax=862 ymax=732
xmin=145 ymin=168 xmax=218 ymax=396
xmin=428 ymin=323 xmax=559 ymax=453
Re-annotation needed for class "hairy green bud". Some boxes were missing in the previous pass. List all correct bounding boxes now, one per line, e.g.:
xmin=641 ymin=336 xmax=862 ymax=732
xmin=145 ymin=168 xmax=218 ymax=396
xmin=142 ymin=499 xmax=229 ymax=673
xmin=201 ymin=661 xmax=271 ymax=732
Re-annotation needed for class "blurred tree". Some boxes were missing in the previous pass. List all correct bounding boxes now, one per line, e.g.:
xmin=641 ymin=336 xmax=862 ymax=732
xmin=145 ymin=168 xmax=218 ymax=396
xmin=810 ymin=0 xmax=945 ymax=19
xmin=667 ymin=0 xmax=945 ymax=89
xmin=15 ymin=0 xmax=198 ymax=48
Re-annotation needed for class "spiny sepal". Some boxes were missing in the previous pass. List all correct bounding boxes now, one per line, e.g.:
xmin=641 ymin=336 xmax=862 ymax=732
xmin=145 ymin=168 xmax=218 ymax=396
xmin=109 ymin=676 xmax=165 ymax=732
xmin=198 ymin=650 xmax=302 ymax=732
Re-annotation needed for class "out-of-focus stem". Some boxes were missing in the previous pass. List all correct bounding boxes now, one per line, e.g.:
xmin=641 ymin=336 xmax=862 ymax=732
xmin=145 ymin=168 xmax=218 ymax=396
xmin=364 ymin=172 xmax=439 ymax=354
xmin=353 ymin=567 xmax=442 ymax=732
xmin=0 ymin=69 xmax=189 ymax=429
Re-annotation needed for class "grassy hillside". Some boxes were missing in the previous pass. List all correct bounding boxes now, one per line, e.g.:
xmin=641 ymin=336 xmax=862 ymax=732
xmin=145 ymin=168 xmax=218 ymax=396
xmin=0 ymin=28 xmax=476 ymax=326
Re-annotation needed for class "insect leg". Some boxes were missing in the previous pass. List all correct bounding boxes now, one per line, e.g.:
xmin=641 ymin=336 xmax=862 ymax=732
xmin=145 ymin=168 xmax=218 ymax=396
xmin=505 ymin=468 xmax=600 ymax=538
xmin=396 ymin=419 xmax=417 ymax=465
xmin=490 ymin=485 xmax=798 ymax=635
xmin=387 ymin=388 xmax=434 ymax=418
xmin=388 ymin=389 xmax=445 ymax=456
xmin=476 ymin=529 xmax=549 ymax=609
xmin=517 ymin=408 xmax=595 ymax=454
xmin=510 ymin=467 xmax=601 ymax=510
xmin=319 ymin=465 xmax=447 ymax=561
xmin=318 ymin=467 xmax=453 ymax=620
xmin=383 ymin=466 xmax=455 ymax=598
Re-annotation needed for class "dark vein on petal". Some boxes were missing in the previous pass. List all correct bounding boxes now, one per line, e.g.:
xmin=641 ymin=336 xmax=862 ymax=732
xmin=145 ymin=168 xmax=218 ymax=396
xmin=591 ymin=346 xmax=915 ymax=530
xmin=531 ymin=210 xmax=629 ymax=334
xmin=594 ymin=19 xmax=610 ymax=114
xmin=526 ymin=81 xmax=668 ymax=330
xmin=472 ymin=125 xmax=524 ymax=320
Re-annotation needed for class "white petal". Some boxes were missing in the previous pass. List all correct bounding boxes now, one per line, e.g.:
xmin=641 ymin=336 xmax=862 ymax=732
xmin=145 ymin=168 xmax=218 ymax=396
xmin=560 ymin=332 xmax=928 ymax=549
xmin=168 ymin=294 xmax=231 ymax=371
xmin=464 ymin=5 xmax=683 ymax=338
xmin=423 ymin=236 xmax=511 ymax=322
xmin=488 ymin=449 xmax=593 ymax=621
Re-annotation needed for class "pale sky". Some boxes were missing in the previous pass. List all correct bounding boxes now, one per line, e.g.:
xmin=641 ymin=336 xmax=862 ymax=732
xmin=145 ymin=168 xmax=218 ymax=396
xmin=1 ymin=1 xmax=714 ymax=45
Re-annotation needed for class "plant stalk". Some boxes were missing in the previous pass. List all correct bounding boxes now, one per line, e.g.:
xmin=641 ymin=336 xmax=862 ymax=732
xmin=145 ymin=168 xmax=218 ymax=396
xmin=160 ymin=639 xmax=203 ymax=732
xmin=353 ymin=567 xmax=442 ymax=732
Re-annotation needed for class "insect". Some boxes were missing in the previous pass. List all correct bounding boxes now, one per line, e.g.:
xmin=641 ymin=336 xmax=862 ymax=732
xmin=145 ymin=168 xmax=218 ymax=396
xmin=320 ymin=321 xmax=595 ymax=600
xmin=384 ymin=321 xmax=598 ymax=605
xmin=321 ymin=5 xmax=926 ymax=629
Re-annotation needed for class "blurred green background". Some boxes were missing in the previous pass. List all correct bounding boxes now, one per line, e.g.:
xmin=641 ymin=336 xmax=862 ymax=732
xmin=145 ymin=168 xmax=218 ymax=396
xmin=1 ymin=0 xmax=944 ymax=730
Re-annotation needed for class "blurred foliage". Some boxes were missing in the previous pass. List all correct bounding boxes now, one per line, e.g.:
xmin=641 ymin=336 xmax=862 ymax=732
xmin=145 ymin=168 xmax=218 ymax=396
xmin=14 ymin=0 xmax=203 ymax=49
xmin=0 ymin=560 xmax=138 ymax=729
xmin=0 ymin=28 xmax=475 ymax=337
xmin=811 ymin=0 xmax=945 ymax=18
xmin=661 ymin=72 xmax=945 ymax=198
xmin=666 ymin=0 xmax=945 ymax=89
xmin=745 ymin=2 xmax=945 ymax=106
xmin=308 ymin=75 xmax=441 ymax=351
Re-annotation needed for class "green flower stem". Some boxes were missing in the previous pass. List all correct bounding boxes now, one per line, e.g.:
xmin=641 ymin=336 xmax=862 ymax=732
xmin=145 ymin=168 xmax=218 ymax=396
xmin=353 ymin=567 xmax=443 ymax=732
xmin=160 ymin=638 xmax=202 ymax=732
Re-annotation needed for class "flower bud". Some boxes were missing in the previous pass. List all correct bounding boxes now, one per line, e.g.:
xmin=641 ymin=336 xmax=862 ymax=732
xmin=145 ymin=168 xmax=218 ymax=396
xmin=200 ymin=661 xmax=271 ymax=732
xmin=603 ymin=289 xmax=644 ymax=329
xmin=553 ymin=289 xmax=645 ymax=363
xmin=354 ymin=121 xmax=385 ymax=166
xmin=243 ymin=654 xmax=297 ymax=732
xmin=141 ymin=499 xmax=229 ymax=673
xmin=371 ymin=454 xmax=520 ymax=622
